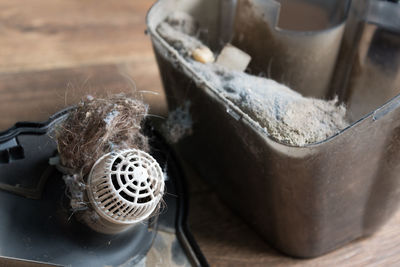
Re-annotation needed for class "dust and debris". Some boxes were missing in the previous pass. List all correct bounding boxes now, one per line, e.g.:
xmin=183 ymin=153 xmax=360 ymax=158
xmin=104 ymin=110 xmax=120 ymax=125
xmin=49 ymin=155 xmax=88 ymax=212
xmin=63 ymin=174 xmax=87 ymax=211
xmin=162 ymin=101 xmax=193 ymax=144
xmin=165 ymin=11 xmax=199 ymax=36
xmin=55 ymin=94 xmax=149 ymax=176
xmin=48 ymin=155 xmax=60 ymax=166
xmin=157 ymin=12 xmax=206 ymax=61
xmin=190 ymin=62 xmax=348 ymax=145
xmin=157 ymin=13 xmax=349 ymax=146
xmin=163 ymin=168 xmax=169 ymax=181
xmin=54 ymin=94 xmax=150 ymax=216
xmin=157 ymin=21 xmax=203 ymax=58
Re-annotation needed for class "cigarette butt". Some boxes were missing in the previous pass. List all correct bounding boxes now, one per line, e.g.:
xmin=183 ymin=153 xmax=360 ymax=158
xmin=192 ymin=46 xmax=215 ymax=63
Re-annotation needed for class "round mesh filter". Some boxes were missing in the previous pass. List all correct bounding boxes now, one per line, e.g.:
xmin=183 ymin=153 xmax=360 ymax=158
xmin=87 ymin=149 xmax=164 ymax=226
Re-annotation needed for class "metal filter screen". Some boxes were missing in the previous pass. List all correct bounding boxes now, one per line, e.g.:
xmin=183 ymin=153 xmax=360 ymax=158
xmin=88 ymin=149 xmax=164 ymax=225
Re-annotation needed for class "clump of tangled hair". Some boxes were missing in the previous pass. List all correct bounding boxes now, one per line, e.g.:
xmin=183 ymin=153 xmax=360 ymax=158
xmin=55 ymin=94 xmax=150 ymax=177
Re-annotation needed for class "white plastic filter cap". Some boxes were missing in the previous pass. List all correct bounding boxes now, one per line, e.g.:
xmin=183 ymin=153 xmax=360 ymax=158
xmin=87 ymin=149 xmax=164 ymax=225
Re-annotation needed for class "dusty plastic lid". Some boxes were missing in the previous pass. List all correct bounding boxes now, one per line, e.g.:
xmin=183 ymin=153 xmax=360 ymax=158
xmin=87 ymin=149 xmax=164 ymax=226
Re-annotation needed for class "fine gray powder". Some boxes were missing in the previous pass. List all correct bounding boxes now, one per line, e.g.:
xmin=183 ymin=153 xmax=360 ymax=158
xmin=157 ymin=13 xmax=349 ymax=146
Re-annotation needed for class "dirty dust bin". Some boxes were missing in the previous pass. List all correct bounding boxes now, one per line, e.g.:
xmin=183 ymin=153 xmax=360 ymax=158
xmin=147 ymin=0 xmax=400 ymax=258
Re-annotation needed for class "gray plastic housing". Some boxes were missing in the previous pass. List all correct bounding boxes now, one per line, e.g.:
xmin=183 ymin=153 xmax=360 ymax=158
xmin=147 ymin=0 xmax=400 ymax=258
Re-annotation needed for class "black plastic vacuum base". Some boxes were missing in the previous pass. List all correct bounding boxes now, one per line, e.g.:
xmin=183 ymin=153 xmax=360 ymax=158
xmin=0 ymin=109 xmax=208 ymax=267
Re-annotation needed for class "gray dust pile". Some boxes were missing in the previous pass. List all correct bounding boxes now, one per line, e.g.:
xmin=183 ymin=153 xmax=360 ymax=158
xmin=157 ymin=12 xmax=349 ymax=146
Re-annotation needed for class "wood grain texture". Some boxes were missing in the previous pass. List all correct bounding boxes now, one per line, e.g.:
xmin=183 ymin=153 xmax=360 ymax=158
xmin=0 ymin=0 xmax=156 ymax=73
xmin=0 ymin=0 xmax=166 ymax=131
xmin=1 ymin=0 xmax=400 ymax=266
xmin=0 ymin=62 xmax=166 ymax=130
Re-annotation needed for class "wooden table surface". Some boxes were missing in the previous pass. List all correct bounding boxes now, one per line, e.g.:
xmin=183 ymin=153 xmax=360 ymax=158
xmin=1 ymin=1 xmax=400 ymax=266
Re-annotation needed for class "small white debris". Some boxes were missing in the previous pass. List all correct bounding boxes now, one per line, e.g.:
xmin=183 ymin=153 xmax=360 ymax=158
xmin=163 ymin=101 xmax=193 ymax=143
xmin=216 ymin=44 xmax=252 ymax=72
xmin=103 ymin=110 xmax=120 ymax=125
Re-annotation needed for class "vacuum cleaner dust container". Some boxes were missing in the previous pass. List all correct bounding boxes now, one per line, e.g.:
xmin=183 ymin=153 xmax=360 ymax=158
xmin=147 ymin=0 xmax=400 ymax=258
